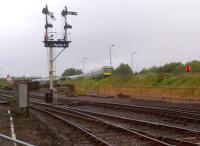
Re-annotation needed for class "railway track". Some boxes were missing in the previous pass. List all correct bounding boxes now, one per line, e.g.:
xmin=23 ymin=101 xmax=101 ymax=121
xmin=0 ymin=94 xmax=12 ymax=104
xmin=56 ymin=98 xmax=200 ymax=124
xmin=0 ymin=93 xmax=10 ymax=104
xmin=1 ymin=91 xmax=200 ymax=145
xmin=29 ymin=93 xmax=200 ymax=125
xmin=64 ymin=105 xmax=200 ymax=146
xmin=1 ymin=90 xmax=200 ymax=124
xmin=31 ymin=101 xmax=200 ymax=146
xmin=31 ymin=101 xmax=172 ymax=146
xmin=32 ymin=106 xmax=112 ymax=146
xmin=2 ymin=90 xmax=200 ymax=124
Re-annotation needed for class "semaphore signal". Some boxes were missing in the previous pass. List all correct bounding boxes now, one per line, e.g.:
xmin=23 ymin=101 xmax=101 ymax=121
xmin=42 ymin=5 xmax=77 ymax=104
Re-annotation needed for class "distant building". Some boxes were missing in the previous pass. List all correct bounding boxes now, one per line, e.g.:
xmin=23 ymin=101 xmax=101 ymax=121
xmin=6 ymin=75 xmax=13 ymax=85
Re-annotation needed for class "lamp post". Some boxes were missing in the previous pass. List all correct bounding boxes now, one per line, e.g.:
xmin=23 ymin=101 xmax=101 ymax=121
xmin=109 ymin=44 xmax=115 ymax=67
xmin=83 ymin=57 xmax=88 ymax=74
xmin=0 ymin=68 xmax=3 ymax=88
xmin=131 ymin=51 xmax=136 ymax=72
xmin=134 ymin=62 xmax=139 ymax=73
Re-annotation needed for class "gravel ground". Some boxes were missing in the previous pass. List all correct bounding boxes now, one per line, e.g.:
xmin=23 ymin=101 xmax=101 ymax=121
xmin=39 ymin=106 xmax=152 ymax=146
xmin=20 ymin=91 xmax=200 ymax=145
xmin=0 ymin=102 xmax=67 ymax=146
xmin=65 ymin=104 xmax=200 ymax=131
xmin=31 ymin=108 xmax=97 ymax=146
xmin=0 ymin=104 xmax=13 ymax=146
xmin=31 ymin=91 xmax=200 ymax=111
xmin=5 ymin=90 xmax=200 ymax=145
xmin=31 ymin=91 xmax=200 ymax=129
xmin=65 ymin=95 xmax=200 ymax=111
xmin=62 ymin=103 xmax=200 ymax=144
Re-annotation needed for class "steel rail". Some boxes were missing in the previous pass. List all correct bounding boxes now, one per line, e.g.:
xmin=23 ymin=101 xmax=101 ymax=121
xmin=41 ymin=106 xmax=198 ymax=146
xmin=31 ymin=101 xmax=199 ymax=146
xmin=0 ymin=94 xmax=14 ymax=102
xmin=31 ymin=101 xmax=174 ymax=146
xmin=31 ymin=106 xmax=112 ymax=146
xmin=32 ymin=106 xmax=173 ymax=146
xmin=28 ymin=93 xmax=200 ymax=118
xmin=57 ymin=98 xmax=200 ymax=124
xmin=65 ymin=106 xmax=200 ymax=135
xmin=1 ymin=91 xmax=198 ymax=145
xmin=64 ymin=106 xmax=199 ymax=146
xmin=1 ymin=92 xmax=200 ymax=123
xmin=0 ymin=134 xmax=35 ymax=146
xmin=2 ymin=90 xmax=200 ymax=116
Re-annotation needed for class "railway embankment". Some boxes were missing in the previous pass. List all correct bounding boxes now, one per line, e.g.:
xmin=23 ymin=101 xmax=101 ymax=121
xmin=63 ymin=73 xmax=200 ymax=103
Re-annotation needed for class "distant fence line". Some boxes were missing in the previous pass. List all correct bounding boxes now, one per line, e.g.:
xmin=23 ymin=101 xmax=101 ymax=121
xmin=96 ymin=86 xmax=200 ymax=104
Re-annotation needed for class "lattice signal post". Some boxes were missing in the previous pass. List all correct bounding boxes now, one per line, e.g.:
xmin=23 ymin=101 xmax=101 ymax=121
xmin=42 ymin=5 xmax=77 ymax=104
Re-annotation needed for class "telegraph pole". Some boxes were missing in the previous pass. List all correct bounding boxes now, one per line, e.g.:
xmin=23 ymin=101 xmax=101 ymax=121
xmin=0 ymin=68 xmax=3 ymax=88
xmin=134 ymin=62 xmax=139 ymax=73
xmin=131 ymin=51 xmax=136 ymax=72
xmin=83 ymin=57 xmax=88 ymax=74
xmin=42 ymin=5 xmax=77 ymax=104
xmin=109 ymin=44 xmax=115 ymax=67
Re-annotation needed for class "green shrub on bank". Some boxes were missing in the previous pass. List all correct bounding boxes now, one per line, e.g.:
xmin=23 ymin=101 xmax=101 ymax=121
xmin=62 ymin=73 xmax=200 ymax=95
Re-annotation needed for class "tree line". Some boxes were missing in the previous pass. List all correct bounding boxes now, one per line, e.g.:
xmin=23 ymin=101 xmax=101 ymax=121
xmin=61 ymin=64 xmax=133 ymax=77
xmin=62 ymin=60 xmax=200 ymax=77
xmin=140 ymin=60 xmax=200 ymax=74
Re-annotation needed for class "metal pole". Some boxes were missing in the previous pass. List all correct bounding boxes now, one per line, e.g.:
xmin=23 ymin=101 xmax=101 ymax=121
xmin=110 ymin=46 xmax=111 ymax=67
xmin=83 ymin=58 xmax=85 ymax=74
xmin=131 ymin=53 xmax=133 ymax=72
xmin=64 ymin=7 xmax=68 ymax=42
xmin=131 ymin=52 xmax=136 ymax=72
xmin=49 ymin=47 xmax=54 ymax=103
xmin=0 ymin=134 xmax=35 ymax=146
xmin=134 ymin=62 xmax=139 ymax=73
xmin=0 ymin=68 xmax=3 ymax=88
xmin=109 ymin=45 xmax=115 ymax=67
xmin=83 ymin=58 xmax=88 ymax=74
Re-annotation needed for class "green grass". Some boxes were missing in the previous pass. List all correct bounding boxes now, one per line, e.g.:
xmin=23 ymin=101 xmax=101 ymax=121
xmin=0 ymin=79 xmax=10 ymax=89
xmin=62 ymin=73 xmax=200 ymax=95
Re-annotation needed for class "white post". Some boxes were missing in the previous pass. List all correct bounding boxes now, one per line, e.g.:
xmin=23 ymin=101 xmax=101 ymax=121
xmin=49 ymin=47 xmax=55 ymax=103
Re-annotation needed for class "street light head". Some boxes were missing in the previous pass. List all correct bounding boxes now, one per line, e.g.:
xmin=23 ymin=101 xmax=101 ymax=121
xmin=83 ymin=57 xmax=88 ymax=61
xmin=132 ymin=51 xmax=136 ymax=54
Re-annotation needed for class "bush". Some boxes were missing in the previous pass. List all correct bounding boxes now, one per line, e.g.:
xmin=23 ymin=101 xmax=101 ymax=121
xmin=187 ymin=60 xmax=200 ymax=73
xmin=114 ymin=63 xmax=133 ymax=76
xmin=62 ymin=68 xmax=82 ymax=77
xmin=140 ymin=62 xmax=185 ymax=74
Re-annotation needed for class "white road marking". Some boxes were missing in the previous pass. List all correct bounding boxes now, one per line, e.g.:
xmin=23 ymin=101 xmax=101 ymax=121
xmin=8 ymin=110 xmax=17 ymax=146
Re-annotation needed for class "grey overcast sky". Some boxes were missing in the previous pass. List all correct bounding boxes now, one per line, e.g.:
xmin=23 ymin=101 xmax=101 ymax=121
xmin=0 ymin=0 xmax=200 ymax=77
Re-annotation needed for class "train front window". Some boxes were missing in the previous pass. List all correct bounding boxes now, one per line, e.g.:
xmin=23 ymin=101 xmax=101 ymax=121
xmin=104 ymin=68 xmax=111 ymax=73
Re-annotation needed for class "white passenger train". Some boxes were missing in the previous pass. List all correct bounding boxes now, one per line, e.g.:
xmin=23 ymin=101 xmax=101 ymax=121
xmin=67 ymin=66 xmax=112 ymax=80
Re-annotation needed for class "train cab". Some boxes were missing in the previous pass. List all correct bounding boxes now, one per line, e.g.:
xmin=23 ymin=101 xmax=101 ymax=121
xmin=103 ymin=66 xmax=112 ymax=76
